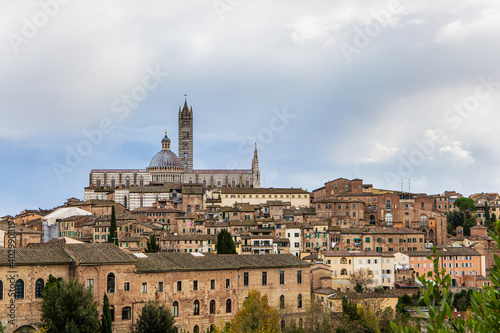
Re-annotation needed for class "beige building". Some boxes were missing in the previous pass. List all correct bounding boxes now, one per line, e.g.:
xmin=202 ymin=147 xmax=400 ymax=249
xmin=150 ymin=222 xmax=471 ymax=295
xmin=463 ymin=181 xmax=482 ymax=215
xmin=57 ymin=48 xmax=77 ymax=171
xmin=218 ymin=188 xmax=310 ymax=208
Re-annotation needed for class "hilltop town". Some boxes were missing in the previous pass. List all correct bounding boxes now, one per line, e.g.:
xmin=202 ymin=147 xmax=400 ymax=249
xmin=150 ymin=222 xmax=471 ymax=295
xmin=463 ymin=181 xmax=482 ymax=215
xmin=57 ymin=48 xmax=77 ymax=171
xmin=1 ymin=100 xmax=497 ymax=333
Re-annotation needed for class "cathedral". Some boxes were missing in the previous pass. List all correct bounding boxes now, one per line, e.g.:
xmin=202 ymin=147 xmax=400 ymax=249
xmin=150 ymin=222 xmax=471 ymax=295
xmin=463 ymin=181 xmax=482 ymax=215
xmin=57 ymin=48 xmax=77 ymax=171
xmin=84 ymin=99 xmax=261 ymax=209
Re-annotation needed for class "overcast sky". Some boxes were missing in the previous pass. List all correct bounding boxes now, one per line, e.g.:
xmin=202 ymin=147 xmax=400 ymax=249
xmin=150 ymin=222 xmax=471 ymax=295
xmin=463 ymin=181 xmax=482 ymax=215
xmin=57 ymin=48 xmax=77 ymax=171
xmin=1 ymin=0 xmax=500 ymax=216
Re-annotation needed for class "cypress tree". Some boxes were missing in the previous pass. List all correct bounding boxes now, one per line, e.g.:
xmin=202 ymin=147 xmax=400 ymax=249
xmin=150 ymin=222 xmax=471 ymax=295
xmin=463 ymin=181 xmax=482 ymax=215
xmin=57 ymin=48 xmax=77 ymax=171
xmin=217 ymin=229 xmax=237 ymax=254
xmin=146 ymin=232 xmax=160 ymax=253
xmin=101 ymin=293 xmax=112 ymax=333
xmin=109 ymin=206 xmax=118 ymax=245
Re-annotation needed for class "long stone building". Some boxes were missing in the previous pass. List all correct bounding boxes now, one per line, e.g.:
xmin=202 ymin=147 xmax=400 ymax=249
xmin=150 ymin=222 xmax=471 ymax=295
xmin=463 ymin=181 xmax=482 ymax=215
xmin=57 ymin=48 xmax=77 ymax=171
xmin=0 ymin=243 xmax=310 ymax=333
xmin=84 ymin=99 xmax=261 ymax=210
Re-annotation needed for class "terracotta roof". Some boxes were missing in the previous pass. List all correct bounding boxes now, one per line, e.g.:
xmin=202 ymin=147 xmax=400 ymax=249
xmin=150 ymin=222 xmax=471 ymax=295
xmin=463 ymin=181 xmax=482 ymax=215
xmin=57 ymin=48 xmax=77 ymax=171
xmin=0 ymin=246 xmax=72 ymax=266
xmin=135 ymin=253 xmax=310 ymax=272
xmin=63 ymin=243 xmax=137 ymax=265
xmin=221 ymin=188 xmax=309 ymax=195
xmin=0 ymin=224 xmax=42 ymax=234
xmin=91 ymin=169 xmax=146 ymax=173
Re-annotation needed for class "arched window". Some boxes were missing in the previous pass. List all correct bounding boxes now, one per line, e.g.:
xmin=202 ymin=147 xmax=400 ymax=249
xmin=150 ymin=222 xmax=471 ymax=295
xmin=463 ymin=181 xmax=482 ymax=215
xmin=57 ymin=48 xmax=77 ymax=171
xmin=125 ymin=176 xmax=130 ymax=188
xmin=96 ymin=178 xmax=101 ymax=188
xmin=194 ymin=300 xmax=200 ymax=315
xmin=139 ymin=177 xmax=144 ymax=187
xmin=210 ymin=324 xmax=215 ymax=332
xmin=341 ymin=269 xmax=348 ymax=276
xmin=15 ymin=279 xmax=24 ymax=299
xmin=369 ymin=215 xmax=376 ymax=225
xmin=340 ymin=257 xmax=347 ymax=264
xmin=140 ymin=196 xmax=144 ymax=207
xmin=297 ymin=294 xmax=302 ymax=308
xmin=111 ymin=178 xmax=116 ymax=189
xmin=173 ymin=301 xmax=179 ymax=317
xmin=281 ymin=319 xmax=286 ymax=330
xmin=226 ymin=299 xmax=232 ymax=313
xmin=405 ymin=213 xmax=410 ymax=228
xmin=385 ymin=213 xmax=393 ymax=223
xmin=386 ymin=200 xmax=391 ymax=211
xmin=210 ymin=300 xmax=216 ymax=314
xmin=35 ymin=278 xmax=44 ymax=298
xmin=231 ymin=180 xmax=236 ymax=187
xmin=124 ymin=196 xmax=128 ymax=209
xmin=122 ymin=306 xmax=131 ymax=320
xmin=299 ymin=318 xmax=303 ymax=328
xmin=280 ymin=295 xmax=285 ymax=309
xmin=194 ymin=325 xmax=199 ymax=333
xmin=203 ymin=180 xmax=207 ymax=188
xmin=107 ymin=273 xmax=115 ymax=293
xmin=420 ymin=215 xmax=428 ymax=228
xmin=0 ymin=280 xmax=3 ymax=300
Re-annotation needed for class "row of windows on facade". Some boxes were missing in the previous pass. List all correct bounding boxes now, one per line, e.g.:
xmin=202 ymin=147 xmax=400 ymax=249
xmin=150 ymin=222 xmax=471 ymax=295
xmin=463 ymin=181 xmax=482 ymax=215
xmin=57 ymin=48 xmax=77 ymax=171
xmin=102 ymin=270 xmax=302 ymax=295
xmin=411 ymin=255 xmax=475 ymax=261
xmin=0 ymin=278 xmax=46 ymax=300
xmin=226 ymin=194 xmax=306 ymax=199
xmin=328 ymin=258 xmax=393 ymax=265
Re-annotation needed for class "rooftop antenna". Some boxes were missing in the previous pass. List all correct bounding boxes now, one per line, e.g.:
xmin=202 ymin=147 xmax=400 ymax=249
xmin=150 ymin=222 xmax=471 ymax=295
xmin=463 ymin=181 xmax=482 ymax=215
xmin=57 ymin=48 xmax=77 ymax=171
xmin=408 ymin=178 xmax=411 ymax=198
xmin=401 ymin=178 xmax=404 ymax=195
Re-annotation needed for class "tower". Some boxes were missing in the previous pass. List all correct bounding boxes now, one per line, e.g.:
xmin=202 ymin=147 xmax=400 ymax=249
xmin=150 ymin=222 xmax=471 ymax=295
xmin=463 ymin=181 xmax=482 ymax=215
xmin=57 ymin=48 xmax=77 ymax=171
xmin=178 ymin=99 xmax=193 ymax=170
xmin=252 ymin=143 xmax=261 ymax=188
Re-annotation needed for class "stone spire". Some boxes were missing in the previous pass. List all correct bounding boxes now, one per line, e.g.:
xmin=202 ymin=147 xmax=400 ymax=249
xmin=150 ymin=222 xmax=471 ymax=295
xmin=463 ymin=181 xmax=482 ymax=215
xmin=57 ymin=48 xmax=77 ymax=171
xmin=252 ymin=143 xmax=261 ymax=188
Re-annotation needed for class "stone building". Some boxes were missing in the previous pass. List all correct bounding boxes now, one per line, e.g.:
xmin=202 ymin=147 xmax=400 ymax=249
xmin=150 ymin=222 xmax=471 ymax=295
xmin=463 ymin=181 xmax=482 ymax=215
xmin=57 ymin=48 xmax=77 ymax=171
xmin=84 ymin=99 xmax=261 ymax=211
xmin=0 ymin=243 xmax=310 ymax=333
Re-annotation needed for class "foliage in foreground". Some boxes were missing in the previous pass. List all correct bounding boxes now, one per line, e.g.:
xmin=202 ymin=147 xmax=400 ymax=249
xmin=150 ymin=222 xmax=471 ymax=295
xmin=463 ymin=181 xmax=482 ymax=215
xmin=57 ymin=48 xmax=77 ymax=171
xmin=133 ymin=301 xmax=176 ymax=333
xmin=40 ymin=277 xmax=100 ymax=333
xmin=391 ymin=221 xmax=500 ymax=333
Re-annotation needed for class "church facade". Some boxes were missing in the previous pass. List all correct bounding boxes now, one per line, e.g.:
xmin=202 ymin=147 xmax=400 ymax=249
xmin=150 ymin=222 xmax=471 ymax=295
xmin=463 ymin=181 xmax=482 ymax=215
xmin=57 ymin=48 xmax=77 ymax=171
xmin=84 ymin=100 xmax=261 ymax=209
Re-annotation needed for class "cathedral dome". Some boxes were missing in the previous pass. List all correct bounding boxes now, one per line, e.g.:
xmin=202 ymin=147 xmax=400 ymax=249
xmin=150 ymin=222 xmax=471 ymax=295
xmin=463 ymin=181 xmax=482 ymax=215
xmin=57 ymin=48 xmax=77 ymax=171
xmin=149 ymin=150 xmax=182 ymax=168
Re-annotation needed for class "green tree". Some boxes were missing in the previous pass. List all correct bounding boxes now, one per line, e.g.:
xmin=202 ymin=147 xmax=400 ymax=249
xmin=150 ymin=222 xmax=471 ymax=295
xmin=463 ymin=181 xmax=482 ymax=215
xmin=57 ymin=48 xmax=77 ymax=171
xmin=302 ymin=297 xmax=337 ymax=333
xmin=146 ymin=232 xmax=160 ymax=253
xmin=133 ymin=301 xmax=176 ymax=333
xmin=230 ymin=290 xmax=280 ymax=333
xmin=454 ymin=198 xmax=476 ymax=213
xmin=391 ymin=222 xmax=500 ymax=332
xmin=101 ymin=293 xmax=112 ymax=333
xmin=109 ymin=206 xmax=118 ymax=245
xmin=41 ymin=278 xmax=100 ymax=333
xmin=484 ymin=202 xmax=490 ymax=224
xmin=217 ymin=229 xmax=237 ymax=254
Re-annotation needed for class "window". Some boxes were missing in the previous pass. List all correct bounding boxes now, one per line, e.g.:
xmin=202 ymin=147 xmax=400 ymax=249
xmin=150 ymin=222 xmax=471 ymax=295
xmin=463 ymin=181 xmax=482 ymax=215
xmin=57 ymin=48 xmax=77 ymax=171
xmin=297 ymin=270 xmax=302 ymax=284
xmin=244 ymin=272 xmax=249 ymax=286
xmin=193 ymin=280 xmax=198 ymax=291
xmin=226 ymin=279 xmax=230 ymax=289
xmin=107 ymin=273 xmax=115 ymax=293
xmin=122 ymin=306 xmax=131 ymax=320
xmin=142 ymin=282 xmax=147 ymax=294
xmin=280 ymin=295 xmax=285 ymax=309
xmin=341 ymin=269 xmax=348 ymax=275
xmin=173 ymin=301 xmax=179 ymax=317
xmin=211 ymin=279 xmax=216 ymax=289
xmin=262 ymin=272 xmax=267 ymax=286
xmin=194 ymin=300 xmax=200 ymax=315
xmin=87 ymin=279 xmax=94 ymax=294
xmin=158 ymin=281 xmax=163 ymax=292
xmin=209 ymin=300 xmax=216 ymax=314
xmin=124 ymin=282 xmax=130 ymax=291
xmin=0 ymin=280 xmax=2 ymax=300
xmin=280 ymin=271 xmax=285 ymax=285
xmin=297 ymin=294 xmax=303 ymax=308
xmin=177 ymin=281 xmax=182 ymax=292
xmin=35 ymin=278 xmax=44 ymax=298
xmin=226 ymin=299 xmax=232 ymax=313
xmin=15 ymin=279 xmax=24 ymax=299
xmin=194 ymin=326 xmax=199 ymax=333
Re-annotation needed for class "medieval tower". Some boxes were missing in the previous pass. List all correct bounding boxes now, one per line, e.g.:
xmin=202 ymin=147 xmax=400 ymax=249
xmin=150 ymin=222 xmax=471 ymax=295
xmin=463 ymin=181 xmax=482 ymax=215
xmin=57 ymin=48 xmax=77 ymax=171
xmin=252 ymin=143 xmax=261 ymax=188
xmin=178 ymin=99 xmax=193 ymax=169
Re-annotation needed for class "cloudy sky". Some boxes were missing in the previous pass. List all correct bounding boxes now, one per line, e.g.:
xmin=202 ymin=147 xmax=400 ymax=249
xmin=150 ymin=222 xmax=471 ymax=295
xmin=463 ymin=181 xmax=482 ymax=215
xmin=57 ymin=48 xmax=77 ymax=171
xmin=1 ymin=0 xmax=500 ymax=216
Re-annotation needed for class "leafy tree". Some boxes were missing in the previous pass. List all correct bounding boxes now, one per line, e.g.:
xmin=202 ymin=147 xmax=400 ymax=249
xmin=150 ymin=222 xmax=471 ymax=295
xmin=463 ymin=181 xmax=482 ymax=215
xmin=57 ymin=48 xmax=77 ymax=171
xmin=109 ymin=206 xmax=118 ymax=245
xmin=230 ymin=290 xmax=280 ymax=333
xmin=41 ymin=277 xmax=100 ymax=333
xmin=302 ymin=297 xmax=337 ymax=333
xmin=133 ymin=301 xmax=176 ymax=333
xmin=454 ymin=198 xmax=476 ymax=214
xmin=447 ymin=211 xmax=476 ymax=236
xmin=349 ymin=268 xmax=374 ymax=292
xmin=101 ymin=293 xmax=112 ymax=333
xmin=146 ymin=232 xmax=160 ymax=253
xmin=217 ymin=229 xmax=237 ymax=254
